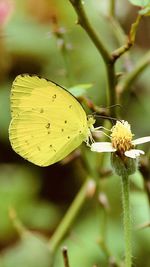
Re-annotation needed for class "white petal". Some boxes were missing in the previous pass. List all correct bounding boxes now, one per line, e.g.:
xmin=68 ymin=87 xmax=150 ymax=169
xmin=132 ymin=136 xmax=150 ymax=145
xmin=125 ymin=149 xmax=145 ymax=159
xmin=91 ymin=142 xmax=116 ymax=152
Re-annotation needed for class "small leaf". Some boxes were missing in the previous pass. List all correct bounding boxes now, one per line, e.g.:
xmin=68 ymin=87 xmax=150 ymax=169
xmin=139 ymin=5 xmax=150 ymax=15
xmin=68 ymin=83 xmax=93 ymax=97
xmin=128 ymin=0 xmax=150 ymax=6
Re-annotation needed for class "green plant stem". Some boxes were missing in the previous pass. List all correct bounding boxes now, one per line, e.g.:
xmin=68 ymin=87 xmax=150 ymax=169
xmin=108 ymin=16 xmax=126 ymax=45
xmin=61 ymin=43 xmax=74 ymax=87
xmin=117 ymin=50 xmax=150 ymax=95
xmin=109 ymin=0 xmax=115 ymax=17
xmin=111 ymin=15 xmax=142 ymax=62
xmin=69 ymin=0 xmax=117 ymax=117
xmin=53 ymin=29 xmax=74 ymax=87
xmin=48 ymin=178 xmax=93 ymax=253
xmin=111 ymin=41 xmax=132 ymax=62
xmin=9 ymin=207 xmax=28 ymax=238
xmin=121 ymin=175 xmax=132 ymax=267
xmin=69 ymin=0 xmax=111 ymax=64
xmin=106 ymin=62 xmax=116 ymax=117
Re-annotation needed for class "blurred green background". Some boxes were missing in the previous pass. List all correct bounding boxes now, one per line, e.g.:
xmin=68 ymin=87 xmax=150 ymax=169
xmin=0 ymin=0 xmax=149 ymax=266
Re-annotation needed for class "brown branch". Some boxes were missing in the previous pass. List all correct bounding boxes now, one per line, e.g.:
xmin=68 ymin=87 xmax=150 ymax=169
xmin=62 ymin=247 xmax=70 ymax=267
xmin=111 ymin=14 xmax=142 ymax=62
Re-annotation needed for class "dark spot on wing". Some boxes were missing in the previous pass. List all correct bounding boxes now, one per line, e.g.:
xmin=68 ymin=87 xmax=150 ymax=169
xmin=79 ymin=130 xmax=82 ymax=134
xmin=61 ymin=128 xmax=64 ymax=132
xmin=45 ymin=122 xmax=50 ymax=129
xmin=48 ymin=131 xmax=50 ymax=134
xmin=52 ymin=94 xmax=57 ymax=102
xmin=40 ymin=108 xmax=44 ymax=113
xmin=64 ymin=120 xmax=67 ymax=124
xmin=69 ymin=105 xmax=72 ymax=108
xmin=49 ymin=144 xmax=56 ymax=152
xmin=67 ymin=136 xmax=70 ymax=139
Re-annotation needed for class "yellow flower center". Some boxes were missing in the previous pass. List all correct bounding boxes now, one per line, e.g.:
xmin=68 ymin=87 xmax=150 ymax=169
xmin=111 ymin=120 xmax=134 ymax=154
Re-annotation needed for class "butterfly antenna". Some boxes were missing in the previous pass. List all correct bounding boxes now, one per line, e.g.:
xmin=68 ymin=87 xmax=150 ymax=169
xmin=93 ymin=114 xmax=119 ymax=122
xmin=105 ymin=104 xmax=122 ymax=109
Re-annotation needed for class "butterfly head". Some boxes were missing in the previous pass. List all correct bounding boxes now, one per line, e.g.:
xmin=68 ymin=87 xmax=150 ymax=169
xmin=87 ymin=115 xmax=96 ymax=130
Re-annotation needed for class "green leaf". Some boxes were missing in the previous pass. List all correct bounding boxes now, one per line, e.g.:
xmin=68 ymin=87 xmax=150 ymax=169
xmin=128 ymin=0 xmax=150 ymax=6
xmin=139 ymin=5 xmax=150 ymax=15
xmin=68 ymin=83 xmax=93 ymax=97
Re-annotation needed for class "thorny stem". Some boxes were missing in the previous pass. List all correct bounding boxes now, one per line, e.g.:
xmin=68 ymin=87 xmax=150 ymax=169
xmin=121 ymin=175 xmax=132 ymax=267
xmin=48 ymin=178 xmax=94 ymax=253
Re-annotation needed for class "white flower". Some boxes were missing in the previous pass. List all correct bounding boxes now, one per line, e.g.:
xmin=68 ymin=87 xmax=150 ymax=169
xmin=91 ymin=120 xmax=150 ymax=159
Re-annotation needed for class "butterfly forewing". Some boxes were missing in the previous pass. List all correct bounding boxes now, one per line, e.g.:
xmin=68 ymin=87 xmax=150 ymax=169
xmin=9 ymin=75 xmax=89 ymax=166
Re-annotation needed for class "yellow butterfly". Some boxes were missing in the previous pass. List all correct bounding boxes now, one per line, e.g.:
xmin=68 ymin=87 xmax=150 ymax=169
xmin=9 ymin=74 xmax=95 ymax=166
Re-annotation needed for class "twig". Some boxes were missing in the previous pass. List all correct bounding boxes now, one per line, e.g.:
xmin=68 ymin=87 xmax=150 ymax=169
xmin=111 ymin=15 xmax=142 ymax=62
xmin=69 ymin=0 xmax=117 ymax=117
xmin=139 ymin=156 xmax=150 ymax=205
xmin=136 ymin=221 xmax=150 ymax=230
xmin=109 ymin=0 xmax=116 ymax=17
xmin=9 ymin=207 xmax=27 ymax=237
xmin=51 ymin=17 xmax=74 ymax=86
xmin=62 ymin=247 xmax=70 ymax=267
xmin=116 ymin=50 xmax=150 ymax=96
xmin=48 ymin=178 xmax=95 ymax=253
xmin=108 ymin=16 xmax=133 ymax=72
xmin=69 ymin=0 xmax=111 ymax=64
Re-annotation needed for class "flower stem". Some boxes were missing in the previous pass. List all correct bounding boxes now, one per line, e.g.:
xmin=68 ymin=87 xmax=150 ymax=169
xmin=48 ymin=178 xmax=94 ymax=253
xmin=121 ymin=175 xmax=132 ymax=267
xmin=109 ymin=0 xmax=116 ymax=17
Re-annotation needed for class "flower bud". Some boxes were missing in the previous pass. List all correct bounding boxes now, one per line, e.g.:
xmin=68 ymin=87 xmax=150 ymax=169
xmin=111 ymin=152 xmax=137 ymax=176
